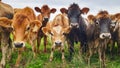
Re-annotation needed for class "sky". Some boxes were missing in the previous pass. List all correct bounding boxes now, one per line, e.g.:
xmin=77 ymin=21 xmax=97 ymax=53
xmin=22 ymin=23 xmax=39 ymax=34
xmin=2 ymin=0 xmax=120 ymax=19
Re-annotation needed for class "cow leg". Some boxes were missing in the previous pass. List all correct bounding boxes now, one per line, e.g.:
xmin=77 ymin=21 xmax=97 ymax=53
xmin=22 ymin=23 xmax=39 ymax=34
xmin=110 ymin=40 xmax=115 ymax=59
xmin=50 ymin=46 xmax=55 ymax=61
xmin=61 ymin=47 xmax=65 ymax=62
xmin=0 ymin=43 xmax=8 ymax=68
xmin=86 ymin=43 xmax=93 ymax=67
xmin=30 ymin=40 xmax=37 ymax=57
xmin=98 ymin=46 xmax=102 ymax=68
xmin=15 ymin=48 xmax=24 ymax=67
xmin=7 ymin=38 xmax=12 ymax=61
xmin=44 ymin=35 xmax=47 ymax=52
xmin=37 ymin=36 xmax=42 ymax=53
xmin=98 ymin=42 xmax=106 ymax=68
xmin=69 ymin=41 xmax=74 ymax=61
xmin=117 ymin=40 xmax=120 ymax=56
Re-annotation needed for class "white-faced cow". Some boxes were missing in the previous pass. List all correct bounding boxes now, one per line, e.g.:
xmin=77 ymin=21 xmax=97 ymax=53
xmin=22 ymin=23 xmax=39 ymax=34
xmin=42 ymin=14 xmax=70 ymax=62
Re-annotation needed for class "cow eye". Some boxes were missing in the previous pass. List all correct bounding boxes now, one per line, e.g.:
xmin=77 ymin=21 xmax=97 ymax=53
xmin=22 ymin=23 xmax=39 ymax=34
xmin=63 ymin=33 xmax=67 ymax=36
xmin=26 ymin=26 xmax=30 ymax=31
xmin=95 ymin=20 xmax=99 ymax=25
xmin=49 ymin=32 xmax=53 ymax=36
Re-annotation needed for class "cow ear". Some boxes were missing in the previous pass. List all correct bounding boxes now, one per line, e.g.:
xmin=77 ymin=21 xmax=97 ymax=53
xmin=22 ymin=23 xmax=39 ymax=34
xmin=60 ymin=8 xmax=68 ymax=14
xmin=81 ymin=7 xmax=89 ymax=14
xmin=63 ymin=26 xmax=71 ymax=34
xmin=0 ymin=17 xmax=12 ymax=28
xmin=30 ymin=20 xmax=42 ymax=32
xmin=42 ymin=27 xmax=51 ymax=36
xmin=0 ymin=17 xmax=13 ymax=32
xmin=50 ymin=8 xmax=56 ymax=13
xmin=34 ymin=7 xmax=41 ymax=13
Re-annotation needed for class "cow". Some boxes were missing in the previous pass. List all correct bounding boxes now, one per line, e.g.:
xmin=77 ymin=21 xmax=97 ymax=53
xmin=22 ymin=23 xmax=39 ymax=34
xmin=0 ymin=1 xmax=13 ymax=67
xmin=42 ymin=14 xmax=70 ymax=62
xmin=12 ymin=7 xmax=42 ymax=67
xmin=34 ymin=5 xmax=56 ymax=53
xmin=109 ymin=13 xmax=120 ymax=57
xmin=60 ymin=3 xmax=89 ymax=60
xmin=86 ymin=11 xmax=112 ymax=68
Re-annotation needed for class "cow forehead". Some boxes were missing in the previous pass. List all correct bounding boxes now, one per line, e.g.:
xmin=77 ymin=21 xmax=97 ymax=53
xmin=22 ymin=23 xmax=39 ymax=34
xmin=52 ymin=25 xmax=62 ymax=34
xmin=41 ymin=5 xmax=50 ymax=13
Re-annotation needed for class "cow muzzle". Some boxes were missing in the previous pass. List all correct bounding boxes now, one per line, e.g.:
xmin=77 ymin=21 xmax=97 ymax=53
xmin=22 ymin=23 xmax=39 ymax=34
xmin=13 ymin=42 xmax=25 ymax=48
xmin=43 ymin=18 xmax=49 ymax=22
xmin=70 ymin=23 xmax=79 ymax=28
xmin=99 ymin=33 xmax=111 ymax=39
xmin=55 ymin=41 xmax=62 ymax=46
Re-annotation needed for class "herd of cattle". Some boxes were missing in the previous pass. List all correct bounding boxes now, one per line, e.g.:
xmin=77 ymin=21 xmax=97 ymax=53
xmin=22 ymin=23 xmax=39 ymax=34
xmin=0 ymin=1 xmax=120 ymax=68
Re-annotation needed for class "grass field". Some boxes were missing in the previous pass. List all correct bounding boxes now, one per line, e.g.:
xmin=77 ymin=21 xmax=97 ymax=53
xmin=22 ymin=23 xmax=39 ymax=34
xmin=2 ymin=37 xmax=120 ymax=68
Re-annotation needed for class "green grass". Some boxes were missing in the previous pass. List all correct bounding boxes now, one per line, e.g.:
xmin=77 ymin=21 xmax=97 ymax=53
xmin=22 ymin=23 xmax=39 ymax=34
xmin=2 ymin=37 xmax=120 ymax=68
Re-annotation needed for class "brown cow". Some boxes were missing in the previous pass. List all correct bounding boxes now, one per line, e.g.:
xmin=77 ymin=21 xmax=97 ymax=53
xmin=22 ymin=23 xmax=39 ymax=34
xmin=0 ymin=1 xmax=13 ymax=67
xmin=34 ymin=5 xmax=56 ymax=53
xmin=86 ymin=11 xmax=111 ymax=68
xmin=12 ymin=7 xmax=42 ymax=67
xmin=109 ymin=13 xmax=120 ymax=57
xmin=42 ymin=14 xmax=70 ymax=62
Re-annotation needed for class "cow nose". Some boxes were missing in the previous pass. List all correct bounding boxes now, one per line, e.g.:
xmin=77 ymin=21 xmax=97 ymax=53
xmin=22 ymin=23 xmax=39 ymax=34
xmin=70 ymin=23 xmax=79 ymax=28
xmin=100 ymin=33 xmax=111 ymax=39
xmin=43 ymin=18 xmax=49 ymax=22
xmin=14 ymin=42 xmax=23 ymax=48
xmin=55 ymin=41 xmax=62 ymax=46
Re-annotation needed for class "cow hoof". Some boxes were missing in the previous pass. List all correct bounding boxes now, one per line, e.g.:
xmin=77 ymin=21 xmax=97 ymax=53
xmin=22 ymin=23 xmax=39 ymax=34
xmin=44 ymin=50 xmax=47 ymax=53
xmin=49 ymin=58 xmax=53 ymax=62
xmin=0 ymin=64 xmax=5 ymax=68
xmin=15 ymin=64 xmax=19 ymax=68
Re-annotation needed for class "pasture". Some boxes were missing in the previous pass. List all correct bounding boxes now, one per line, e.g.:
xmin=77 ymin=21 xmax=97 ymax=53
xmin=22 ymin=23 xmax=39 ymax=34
xmin=1 ymin=36 xmax=120 ymax=68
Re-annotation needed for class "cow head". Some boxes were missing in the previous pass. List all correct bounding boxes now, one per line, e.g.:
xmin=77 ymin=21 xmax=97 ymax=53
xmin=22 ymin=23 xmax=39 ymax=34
xmin=35 ymin=5 xmax=56 ymax=22
xmin=12 ymin=14 xmax=42 ymax=48
xmin=42 ymin=25 xmax=70 ymax=47
xmin=110 ymin=13 xmax=120 ymax=32
xmin=95 ymin=11 xmax=111 ymax=39
xmin=60 ymin=3 xmax=89 ymax=28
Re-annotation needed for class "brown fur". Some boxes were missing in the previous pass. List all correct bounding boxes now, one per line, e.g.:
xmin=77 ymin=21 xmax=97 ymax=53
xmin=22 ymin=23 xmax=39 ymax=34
xmin=42 ymin=14 xmax=70 ymax=61
xmin=96 ymin=10 xmax=110 ymax=19
xmin=34 ymin=5 xmax=56 ymax=53
xmin=0 ymin=1 xmax=13 ymax=68
xmin=12 ymin=7 xmax=42 ymax=67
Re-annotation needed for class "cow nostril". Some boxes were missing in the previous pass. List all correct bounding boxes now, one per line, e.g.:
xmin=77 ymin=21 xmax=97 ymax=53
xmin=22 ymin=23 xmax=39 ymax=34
xmin=14 ymin=42 xmax=23 ymax=48
xmin=102 ymin=34 xmax=105 ymax=38
xmin=55 ymin=42 xmax=62 ymax=46
xmin=44 ymin=18 xmax=49 ymax=21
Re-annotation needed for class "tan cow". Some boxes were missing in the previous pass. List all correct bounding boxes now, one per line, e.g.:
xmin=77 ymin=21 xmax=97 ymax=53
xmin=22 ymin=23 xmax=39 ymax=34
xmin=42 ymin=14 xmax=70 ymax=62
xmin=0 ymin=1 xmax=13 ymax=67
xmin=34 ymin=5 xmax=56 ymax=52
xmin=12 ymin=7 xmax=42 ymax=67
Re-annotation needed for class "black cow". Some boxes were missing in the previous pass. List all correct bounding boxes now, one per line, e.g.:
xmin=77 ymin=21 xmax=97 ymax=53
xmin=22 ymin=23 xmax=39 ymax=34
xmin=60 ymin=3 xmax=89 ymax=60
xmin=86 ymin=11 xmax=111 ymax=68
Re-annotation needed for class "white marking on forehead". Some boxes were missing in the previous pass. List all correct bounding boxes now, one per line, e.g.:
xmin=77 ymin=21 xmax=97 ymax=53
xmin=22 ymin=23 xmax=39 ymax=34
xmin=33 ymin=25 xmax=39 ymax=32
xmin=52 ymin=25 xmax=62 ymax=34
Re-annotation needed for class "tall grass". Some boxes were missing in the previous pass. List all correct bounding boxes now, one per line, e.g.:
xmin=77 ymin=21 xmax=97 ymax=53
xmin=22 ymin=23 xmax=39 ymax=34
xmin=1 ymin=36 xmax=120 ymax=68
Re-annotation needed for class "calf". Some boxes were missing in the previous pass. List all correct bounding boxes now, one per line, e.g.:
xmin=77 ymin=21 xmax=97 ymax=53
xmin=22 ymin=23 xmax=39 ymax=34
xmin=110 ymin=13 xmax=120 ymax=56
xmin=12 ymin=7 xmax=42 ymax=67
xmin=34 ymin=5 xmax=56 ymax=52
xmin=42 ymin=14 xmax=70 ymax=61
xmin=0 ymin=1 xmax=13 ymax=67
xmin=86 ymin=11 xmax=111 ymax=68
xmin=60 ymin=3 xmax=89 ymax=60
